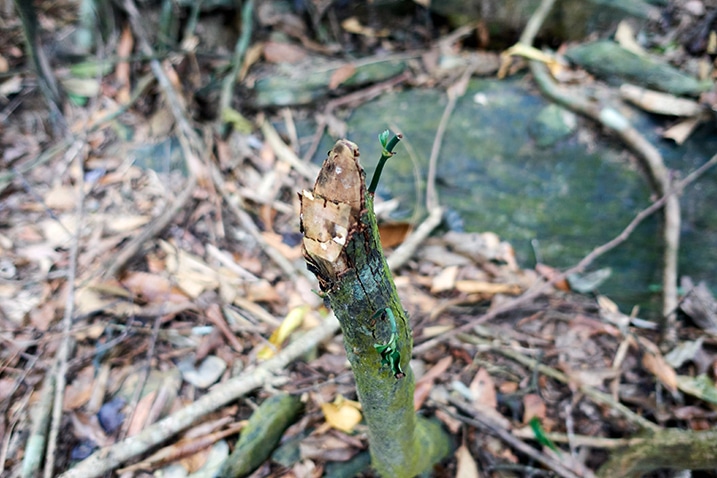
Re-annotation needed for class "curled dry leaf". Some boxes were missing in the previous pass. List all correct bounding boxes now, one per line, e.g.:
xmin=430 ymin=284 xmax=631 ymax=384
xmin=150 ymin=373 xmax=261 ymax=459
xmin=257 ymin=305 xmax=309 ymax=359
xmin=639 ymin=336 xmax=678 ymax=393
xmin=328 ymin=63 xmax=357 ymax=90
xmin=320 ymin=396 xmax=363 ymax=433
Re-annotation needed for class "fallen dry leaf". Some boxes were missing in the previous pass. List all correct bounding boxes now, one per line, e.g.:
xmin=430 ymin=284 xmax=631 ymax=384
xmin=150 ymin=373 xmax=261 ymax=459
xmin=300 ymin=433 xmax=358 ymax=462
xmin=377 ymin=221 xmax=412 ymax=249
xmin=320 ymin=396 xmax=363 ymax=433
xmin=639 ymin=336 xmax=678 ymax=393
xmin=455 ymin=444 xmax=481 ymax=478
xmin=329 ymin=63 xmax=357 ymax=90
xmin=161 ymin=240 xmax=220 ymax=298
xmin=415 ymin=356 xmax=453 ymax=410
xmin=431 ymin=265 xmax=459 ymax=294
xmin=263 ymin=41 xmax=308 ymax=64
xmin=257 ymin=305 xmax=309 ymax=360
xmin=469 ymin=368 xmax=497 ymax=409
xmin=522 ymin=393 xmax=547 ymax=424
xmin=121 ymin=271 xmax=190 ymax=305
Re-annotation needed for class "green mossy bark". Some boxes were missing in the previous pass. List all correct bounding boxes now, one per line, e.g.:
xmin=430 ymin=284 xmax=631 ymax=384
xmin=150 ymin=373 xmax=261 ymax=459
xmin=331 ymin=195 xmax=451 ymax=477
xmin=218 ymin=393 xmax=303 ymax=478
xmin=598 ymin=429 xmax=717 ymax=478
xmin=301 ymin=140 xmax=452 ymax=477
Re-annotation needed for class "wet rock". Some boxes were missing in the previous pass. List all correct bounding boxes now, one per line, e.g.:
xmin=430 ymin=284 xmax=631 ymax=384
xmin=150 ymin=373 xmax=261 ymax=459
xmin=528 ymin=104 xmax=577 ymax=148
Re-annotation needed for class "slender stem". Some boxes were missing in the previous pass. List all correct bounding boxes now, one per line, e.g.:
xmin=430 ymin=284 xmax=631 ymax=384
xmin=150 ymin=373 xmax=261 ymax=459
xmin=368 ymin=133 xmax=402 ymax=194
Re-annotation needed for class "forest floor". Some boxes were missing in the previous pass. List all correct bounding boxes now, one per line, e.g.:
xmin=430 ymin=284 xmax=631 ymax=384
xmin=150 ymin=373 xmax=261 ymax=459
xmin=1 ymin=1 xmax=717 ymax=477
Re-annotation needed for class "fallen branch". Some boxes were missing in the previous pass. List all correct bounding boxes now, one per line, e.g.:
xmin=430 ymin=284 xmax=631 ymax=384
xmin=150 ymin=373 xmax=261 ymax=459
xmin=598 ymin=428 xmax=717 ymax=477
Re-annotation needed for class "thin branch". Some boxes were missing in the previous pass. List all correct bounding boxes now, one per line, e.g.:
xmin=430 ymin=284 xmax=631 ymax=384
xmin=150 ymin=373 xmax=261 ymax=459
xmin=219 ymin=0 xmax=254 ymax=135
xmin=426 ymin=65 xmax=474 ymax=211
xmin=260 ymin=118 xmax=319 ymax=181
xmin=387 ymin=206 xmax=443 ymax=271
xmin=209 ymin=162 xmax=300 ymax=279
xmin=104 ymin=0 xmax=209 ymax=278
xmin=43 ymin=150 xmax=86 ymax=478
xmin=511 ymin=428 xmax=647 ymax=449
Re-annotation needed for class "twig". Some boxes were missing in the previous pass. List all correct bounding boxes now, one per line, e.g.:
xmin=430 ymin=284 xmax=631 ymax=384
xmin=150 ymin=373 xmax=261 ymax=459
xmin=413 ymin=153 xmax=717 ymax=354
xmin=260 ymin=118 xmax=319 ymax=181
xmin=219 ymin=0 xmax=254 ymax=135
xmin=301 ymin=70 xmax=412 ymax=163
xmin=444 ymin=399 xmax=586 ymax=478
xmin=20 ymin=372 xmax=54 ymax=478
xmin=58 ymin=314 xmax=340 ymax=478
xmin=42 ymin=151 xmax=86 ymax=478
xmin=511 ymin=428 xmax=647 ymax=449
xmin=426 ymin=65 xmax=474 ymax=211
xmin=387 ymin=206 xmax=443 ymax=271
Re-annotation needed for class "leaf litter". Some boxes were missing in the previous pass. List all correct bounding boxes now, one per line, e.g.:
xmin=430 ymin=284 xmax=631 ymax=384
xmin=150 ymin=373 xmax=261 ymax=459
xmin=1 ymin=1 xmax=717 ymax=477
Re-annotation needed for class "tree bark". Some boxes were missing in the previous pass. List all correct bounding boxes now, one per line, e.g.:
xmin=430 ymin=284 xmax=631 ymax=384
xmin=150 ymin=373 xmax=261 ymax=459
xmin=300 ymin=139 xmax=452 ymax=477
xmin=598 ymin=429 xmax=717 ymax=478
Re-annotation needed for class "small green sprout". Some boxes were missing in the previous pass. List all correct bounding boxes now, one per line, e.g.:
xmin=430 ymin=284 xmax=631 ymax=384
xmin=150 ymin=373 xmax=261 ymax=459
xmin=372 ymin=307 xmax=405 ymax=379
xmin=368 ymin=130 xmax=403 ymax=195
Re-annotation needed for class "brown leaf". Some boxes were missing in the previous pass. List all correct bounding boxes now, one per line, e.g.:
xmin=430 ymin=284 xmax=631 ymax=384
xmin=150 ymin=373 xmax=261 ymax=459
xmin=63 ymin=366 xmax=96 ymax=411
xmin=378 ymin=222 xmax=412 ymax=249
xmin=300 ymin=433 xmax=358 ymax=462
xmin=126 ymin=390 xmax=157 ymax=436
xmin=121 ymin=271 xmax=189 ymax=305
xmin=263 ymin=41 xmax=308 ymax=64
xmin=522 ymin=393 xmax=546 ymax=424
xmin=328 ymin=63 xmax=356 ymax=90
xmin=469 ymin=368 xmax=497 ymax=409
xmin=431 ymin=265 xmax=459 ymax=294
xmin=414 ymin=356 xmax=453 ymax=410
xmin=640 ymin=337 xmax=678 ymax=392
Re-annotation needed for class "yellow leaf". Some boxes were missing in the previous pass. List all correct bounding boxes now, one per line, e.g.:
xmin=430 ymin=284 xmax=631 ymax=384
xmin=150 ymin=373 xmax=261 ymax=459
xmin=321 ymin=396 xmax=363 ymax=433
xmin=257 ymin=306 xmax=309 ymax=359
